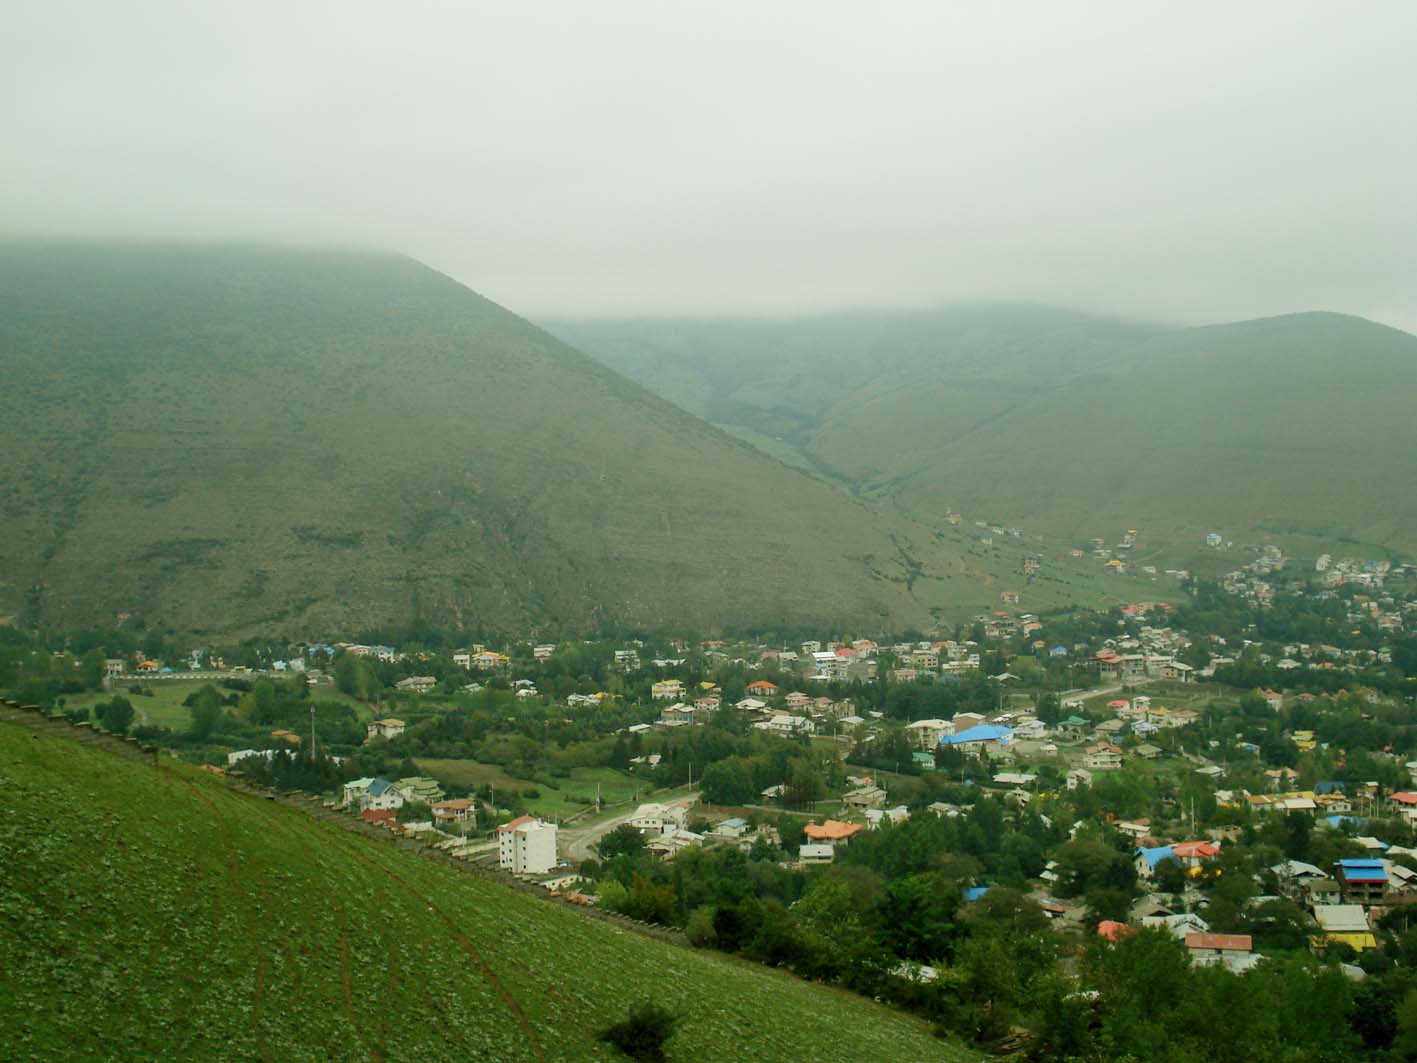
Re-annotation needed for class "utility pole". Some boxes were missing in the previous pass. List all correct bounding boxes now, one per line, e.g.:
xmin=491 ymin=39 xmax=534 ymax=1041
xmin=310 ymin=704 xmax=317 ymax=759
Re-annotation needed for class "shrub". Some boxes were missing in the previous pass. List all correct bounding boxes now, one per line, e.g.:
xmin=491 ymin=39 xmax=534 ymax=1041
xmin=599 ymin=1001 xmax=677 ymax=1063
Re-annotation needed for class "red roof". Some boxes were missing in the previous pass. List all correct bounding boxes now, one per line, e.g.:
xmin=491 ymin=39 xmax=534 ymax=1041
xmin=495 ymin=815 xmax=536 ymax=833
xmin=1097 ymin=920 xmax=1134 ymax=942
xmin=1172 ymin=841 xmax=1221 ymax=860
xmin=1391 ymin=792 xmax=1417 ymax=806
xmin=1185 ymin=932 xmax=1252 ymax=952
xmin=359 ymin=809 xmax=399 ymax=827
xmin=747 ymin=680 xmax=778 ymax=690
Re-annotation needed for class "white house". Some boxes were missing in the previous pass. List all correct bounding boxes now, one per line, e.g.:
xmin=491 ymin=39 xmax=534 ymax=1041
xmin=1066 ymin=768 xmax=1093 ymax=790
xmin=630 ymin=802 xmax=688 ymax=836
xmin=1084 ymin=743 xmax=1123 ymax=770
xmin=366 ymin=718 xmax=406 ymax=741
xmin=646 ymin=829 xmax=705 ymax=859
xmin=226 ymin=748 xmax=278 ymax=768
xmin=905 ymin=719 xmax=953 ymax=750
xmin=864 ymin=806 xmax=911 ymax=829
xmin=343 ymin=777 xmax=404 ymax=811
xmin=711 ymin=817 xmax=749 ymax=840
xmin=496 ymin=816 xmax=558 ymax=875
xmin=843 ymin=785 xmax=888 ymax=810
xmin=753 ymin=714 xmax=815 ymax=737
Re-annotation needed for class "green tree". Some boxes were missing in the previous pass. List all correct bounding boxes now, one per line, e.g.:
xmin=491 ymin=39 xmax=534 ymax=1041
xmin=622 ymin=873 xmax=678 ymax=925
xmin=876 ymin=873 xmax=960 ymax=962
xmin=187 ymin=684 xmax=225 ymax=740
xmin=79 ymin=648 xmax=107 ymax=690
xmin=596 ymin=824 xmax=647 ymax=860
xmin=334 ymin=653 xmax=378 ymax=700
xmin=95 ymin=695 xmax=135 ymax=735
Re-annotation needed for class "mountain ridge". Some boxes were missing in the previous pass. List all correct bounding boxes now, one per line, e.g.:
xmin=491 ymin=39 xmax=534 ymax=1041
xmin=0 ymin=243 xmax=1138 ymax=636
xmin=545 ymin=305 xmax=1417 ymax=559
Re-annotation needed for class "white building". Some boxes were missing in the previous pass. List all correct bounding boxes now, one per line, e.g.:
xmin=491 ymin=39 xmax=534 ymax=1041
xmin=343 ymin=777 xmax=405 ymax=811
xmin=753 ymin=714 xmax=815 ymax=736
xmin=496 ymin=816 xmax=558 ymax=875
xmin=905 ymin=719 xmax=953 ymax=750
xmin=630 ymin=802 xmax=688 ymax=836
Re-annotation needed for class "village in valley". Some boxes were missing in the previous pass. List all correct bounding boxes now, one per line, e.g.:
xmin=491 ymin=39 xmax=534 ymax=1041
xmin=9 ymin=532 xmax=1412 ymax=1006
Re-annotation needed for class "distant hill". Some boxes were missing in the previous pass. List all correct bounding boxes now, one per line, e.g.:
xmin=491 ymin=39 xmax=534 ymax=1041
xmin=546 ymin=307 xmax=1417 ymax=558
xmin=0 ymin=244 xmax=1121 ymax=637
xmin=0 ymin=710 xmax=972 ymax=1062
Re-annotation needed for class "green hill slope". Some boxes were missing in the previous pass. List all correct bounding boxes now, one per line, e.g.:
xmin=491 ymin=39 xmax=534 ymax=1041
xmin=547 ymin=308 xmax=1417 ymax=557
xmin=0 ymin=712 xmax=972 ymax=1062
xmin=546 ymin=305 xmax=1158 ymax=484
xmin=0 ymin=243 xmax=1078 ymax=636
xmin=886 ymin=312 xmax=1417 ymax=553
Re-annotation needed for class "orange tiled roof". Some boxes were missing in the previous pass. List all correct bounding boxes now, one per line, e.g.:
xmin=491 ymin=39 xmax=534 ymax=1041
xmin=803 ymin=820 xmax=862 ymax=841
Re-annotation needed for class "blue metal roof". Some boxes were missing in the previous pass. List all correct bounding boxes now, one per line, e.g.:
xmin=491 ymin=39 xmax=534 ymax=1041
xmin=939 ymin=724 xmax=1013 ymax=746
xmin=1136 ymin=845 xmax=1174 ymax=869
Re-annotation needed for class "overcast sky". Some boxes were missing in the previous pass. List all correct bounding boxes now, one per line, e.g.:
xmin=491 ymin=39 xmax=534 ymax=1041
xmin=5 ymin=2 xmax=1415 ymax=329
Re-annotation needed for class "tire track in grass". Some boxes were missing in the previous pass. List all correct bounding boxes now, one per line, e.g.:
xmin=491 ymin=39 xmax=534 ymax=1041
xmin=257 ymin=801 xmax=387 ymax=1063
xmin=330 ymin=835 xmax=550 ymax=1063
xmin=160 ymin=765 xmax=274 ymax=1063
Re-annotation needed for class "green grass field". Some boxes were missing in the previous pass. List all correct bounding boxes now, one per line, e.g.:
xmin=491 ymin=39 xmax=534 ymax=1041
xmin=0 ymin=716 xmax=977 ymax=1062
xmin=62 ymin=679 xmax=373 ymax=733
xmin=416 ymin=759 xmax=648 ymax=818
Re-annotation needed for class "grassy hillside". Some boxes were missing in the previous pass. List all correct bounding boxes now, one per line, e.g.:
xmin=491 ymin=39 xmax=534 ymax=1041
xmin=546 ymin=305 xmax=1157 ymax=486
xmin=0 ymin=713 xmax=974 ymax=1062
xmin=0 ymin=243 xmax=1125 ymax=637
xmin=547 ymin=308 xmax=1417 ymax=559
xmin=887 ymin=312 xmax=1417 ymax=555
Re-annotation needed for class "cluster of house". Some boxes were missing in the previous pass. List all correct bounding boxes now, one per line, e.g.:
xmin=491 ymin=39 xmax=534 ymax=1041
xmin=1315 ymin=554 xmax=1408 ymax=591
xmin=1097 ymin=916 xmax=1260 ymax=974
xmin=601 ymin=800 xmax=794 ymax=863
xmin=341 ymin=775 xmax=446 ymax=814
xmin=1222 ymin=547 xmax=1415 ymax=627
xmin=647 ymin=677 xmax=854 ymax=737
xmin=1269 ymin=851 xmax=1417 ymax=956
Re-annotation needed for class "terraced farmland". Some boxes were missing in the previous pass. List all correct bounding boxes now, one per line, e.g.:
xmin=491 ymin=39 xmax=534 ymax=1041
xmin=0 ymin=716 xmax=975 ymax=1062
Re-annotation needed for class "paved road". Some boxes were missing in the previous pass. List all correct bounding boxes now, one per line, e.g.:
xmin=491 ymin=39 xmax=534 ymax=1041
xmin=1057 ymin=679 xmax=1147 ymax=706
xmin=561 ymin=790 xmax=699 ymax=861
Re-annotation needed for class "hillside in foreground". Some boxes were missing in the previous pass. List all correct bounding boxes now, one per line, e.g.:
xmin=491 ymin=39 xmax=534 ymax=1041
xmin=0 ymin=713 xmax=972 ymax=1062
xmin=548 ymin=308 xmax=1417 ymax=558
xmin=0 ymin=243 xmax=1124 ymax=637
